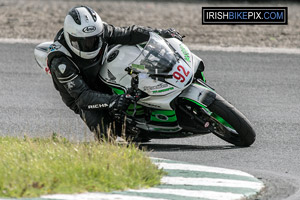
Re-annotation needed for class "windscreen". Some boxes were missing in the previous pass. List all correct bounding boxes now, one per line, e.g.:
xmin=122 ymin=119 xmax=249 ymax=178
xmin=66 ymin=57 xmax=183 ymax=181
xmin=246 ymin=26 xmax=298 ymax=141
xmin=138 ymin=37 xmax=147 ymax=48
xmin=130 ymin=33 xmax=177 ymax=75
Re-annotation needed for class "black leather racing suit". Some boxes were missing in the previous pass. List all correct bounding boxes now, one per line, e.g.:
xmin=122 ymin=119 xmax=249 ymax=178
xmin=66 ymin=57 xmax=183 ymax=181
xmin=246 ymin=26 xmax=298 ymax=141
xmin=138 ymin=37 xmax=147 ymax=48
xmin=47 ymin=23 xmax=158 ymax=138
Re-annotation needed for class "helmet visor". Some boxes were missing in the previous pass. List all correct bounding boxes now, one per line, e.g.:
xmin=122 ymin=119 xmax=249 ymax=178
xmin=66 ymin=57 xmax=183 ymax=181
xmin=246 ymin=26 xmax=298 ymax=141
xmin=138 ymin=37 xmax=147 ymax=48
xmin=69 ymin=34 xmax=103 ymax=52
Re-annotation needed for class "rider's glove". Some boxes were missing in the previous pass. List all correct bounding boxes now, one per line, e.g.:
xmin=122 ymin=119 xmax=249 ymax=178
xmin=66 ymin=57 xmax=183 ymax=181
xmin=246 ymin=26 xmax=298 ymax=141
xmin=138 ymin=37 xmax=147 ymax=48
xmin=109 ymin=94 xmax=131 ymax=115
xmin=157 ymin=28 xmax=184 ymax=41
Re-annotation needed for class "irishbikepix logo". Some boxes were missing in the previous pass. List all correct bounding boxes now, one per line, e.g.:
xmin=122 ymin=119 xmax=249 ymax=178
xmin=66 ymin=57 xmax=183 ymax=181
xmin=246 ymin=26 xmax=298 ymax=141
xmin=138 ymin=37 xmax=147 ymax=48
xmin=202 ymin=7 xmax=288 ymax=25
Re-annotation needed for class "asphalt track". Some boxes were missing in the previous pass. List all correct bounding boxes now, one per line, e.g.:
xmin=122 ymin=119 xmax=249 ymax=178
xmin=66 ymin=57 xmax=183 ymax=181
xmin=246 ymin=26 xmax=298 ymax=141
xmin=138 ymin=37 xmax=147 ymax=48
xmin=1 ymin=42 xmax=300 ymax=199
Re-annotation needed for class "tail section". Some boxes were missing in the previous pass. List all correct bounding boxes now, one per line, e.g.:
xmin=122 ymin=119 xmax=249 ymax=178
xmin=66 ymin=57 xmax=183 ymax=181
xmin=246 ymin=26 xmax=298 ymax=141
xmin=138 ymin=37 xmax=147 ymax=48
xmin=34 ymin=42 xmax=53 ymax=75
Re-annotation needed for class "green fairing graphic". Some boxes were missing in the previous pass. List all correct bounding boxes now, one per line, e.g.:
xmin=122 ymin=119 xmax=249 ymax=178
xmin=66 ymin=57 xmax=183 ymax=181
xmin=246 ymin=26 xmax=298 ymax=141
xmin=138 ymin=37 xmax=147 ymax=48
xmin=179 ymin=44 xmax=191 ymax=62
xmin=127 ymin=104 xmax=144 ymax=115
xmin=152 ymin=87 xmax=174 ymax=94
xmin=201 ymin=72 xmax=206 ymax=82
xmin=132 ymin=64 xmax=145 ymax=70
xmin=110 ymin=87 xmax=125 ymax=95
xmin=150 ymin=110 xmax=177 ymax=122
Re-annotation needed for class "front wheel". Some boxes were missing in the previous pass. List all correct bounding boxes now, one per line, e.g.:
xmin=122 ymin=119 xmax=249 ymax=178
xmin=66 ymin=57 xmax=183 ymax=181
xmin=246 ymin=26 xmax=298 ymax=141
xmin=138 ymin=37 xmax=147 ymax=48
xmin=207 ymin=95 xmax=256 ymax=147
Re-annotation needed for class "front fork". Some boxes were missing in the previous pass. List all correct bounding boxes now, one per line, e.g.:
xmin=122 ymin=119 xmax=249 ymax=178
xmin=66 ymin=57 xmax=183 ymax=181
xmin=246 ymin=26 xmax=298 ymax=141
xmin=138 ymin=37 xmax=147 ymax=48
xmin=177 ymin=102 xmax=216 ymax=133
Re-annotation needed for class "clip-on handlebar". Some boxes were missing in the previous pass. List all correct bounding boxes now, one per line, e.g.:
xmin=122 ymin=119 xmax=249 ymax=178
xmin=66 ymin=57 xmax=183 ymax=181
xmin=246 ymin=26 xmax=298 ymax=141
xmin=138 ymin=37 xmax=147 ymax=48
xmin=125 ymin=67 xmax=142 ymax=117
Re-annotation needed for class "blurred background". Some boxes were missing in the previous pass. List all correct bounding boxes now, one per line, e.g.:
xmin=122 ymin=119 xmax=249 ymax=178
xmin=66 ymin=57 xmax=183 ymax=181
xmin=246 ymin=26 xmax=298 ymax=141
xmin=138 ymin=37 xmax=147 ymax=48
xmin=0 ymin=0 xmax=298 ymax=48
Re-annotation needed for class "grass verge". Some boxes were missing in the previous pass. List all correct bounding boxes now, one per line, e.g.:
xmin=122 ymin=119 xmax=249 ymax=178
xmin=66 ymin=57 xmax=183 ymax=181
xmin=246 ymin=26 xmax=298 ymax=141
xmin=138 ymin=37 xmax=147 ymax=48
xmin=0 ymin=135 xmax=164 ymax=198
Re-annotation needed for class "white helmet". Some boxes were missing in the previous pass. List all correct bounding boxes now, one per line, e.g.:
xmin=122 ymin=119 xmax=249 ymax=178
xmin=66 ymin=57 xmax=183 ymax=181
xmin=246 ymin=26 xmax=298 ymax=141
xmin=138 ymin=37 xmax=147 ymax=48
xmin=64 ymin=6 xmax=104 ymax=59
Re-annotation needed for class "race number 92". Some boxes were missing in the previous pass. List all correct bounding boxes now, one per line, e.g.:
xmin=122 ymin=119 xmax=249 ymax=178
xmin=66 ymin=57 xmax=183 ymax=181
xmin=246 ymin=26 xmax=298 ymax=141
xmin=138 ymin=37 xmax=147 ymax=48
xmin=173 ymin=65 xmax=190 ymax=83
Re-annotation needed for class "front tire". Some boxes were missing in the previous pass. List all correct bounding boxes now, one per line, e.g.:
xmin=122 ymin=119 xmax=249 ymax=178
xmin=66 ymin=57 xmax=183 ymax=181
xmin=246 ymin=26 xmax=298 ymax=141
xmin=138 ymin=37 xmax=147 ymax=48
xmin=207 ymin=95 xmax=256 ymax=147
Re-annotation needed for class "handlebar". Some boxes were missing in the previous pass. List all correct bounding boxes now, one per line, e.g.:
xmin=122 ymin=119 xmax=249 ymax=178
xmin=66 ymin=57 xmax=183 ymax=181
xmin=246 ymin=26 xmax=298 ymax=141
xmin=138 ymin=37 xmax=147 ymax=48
xmin=124 ymin=67 xmax=142 ymax=117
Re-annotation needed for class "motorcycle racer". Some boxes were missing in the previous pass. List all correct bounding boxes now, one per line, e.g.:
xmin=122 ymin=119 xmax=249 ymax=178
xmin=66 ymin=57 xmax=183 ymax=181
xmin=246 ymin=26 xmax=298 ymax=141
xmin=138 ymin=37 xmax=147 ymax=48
xmin=47 ymin=5 xmax=183 ymax=140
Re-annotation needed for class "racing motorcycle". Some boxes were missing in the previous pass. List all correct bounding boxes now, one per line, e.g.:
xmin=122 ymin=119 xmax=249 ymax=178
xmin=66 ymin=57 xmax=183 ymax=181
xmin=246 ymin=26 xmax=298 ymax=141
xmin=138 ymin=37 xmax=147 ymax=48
xmin=34 ymin=32 xmax=256 ymax=147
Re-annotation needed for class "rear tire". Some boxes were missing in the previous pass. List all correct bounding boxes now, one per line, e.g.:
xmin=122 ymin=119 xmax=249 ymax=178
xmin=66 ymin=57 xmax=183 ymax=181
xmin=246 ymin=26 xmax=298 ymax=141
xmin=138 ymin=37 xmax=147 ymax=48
xmin=208 ymin=95 xmax=256 ymax=147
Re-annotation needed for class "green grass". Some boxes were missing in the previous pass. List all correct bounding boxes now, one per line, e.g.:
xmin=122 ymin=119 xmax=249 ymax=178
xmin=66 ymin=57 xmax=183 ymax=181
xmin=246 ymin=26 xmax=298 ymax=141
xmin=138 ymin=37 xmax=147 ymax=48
xmin=0 ymin=135 xmax=164 ymax=198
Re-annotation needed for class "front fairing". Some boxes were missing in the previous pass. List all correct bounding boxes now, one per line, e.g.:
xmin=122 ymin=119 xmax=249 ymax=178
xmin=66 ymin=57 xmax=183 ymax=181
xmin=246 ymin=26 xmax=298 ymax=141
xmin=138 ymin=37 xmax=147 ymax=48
xmin=130 ymin=33 xmax=193 ymax=95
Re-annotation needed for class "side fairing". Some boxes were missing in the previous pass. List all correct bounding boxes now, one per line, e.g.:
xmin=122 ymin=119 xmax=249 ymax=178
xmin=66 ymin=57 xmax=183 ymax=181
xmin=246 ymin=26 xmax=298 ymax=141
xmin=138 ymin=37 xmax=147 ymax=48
xmin=138 ymin=89 xmax=182 ymax=110
xmin=100 ymin=45 xmax=140 ymax=89
xmin=138 ymin=73 xmax=179 ymax=96
xmin=101 ymin=44 xmax=182 ymax=98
